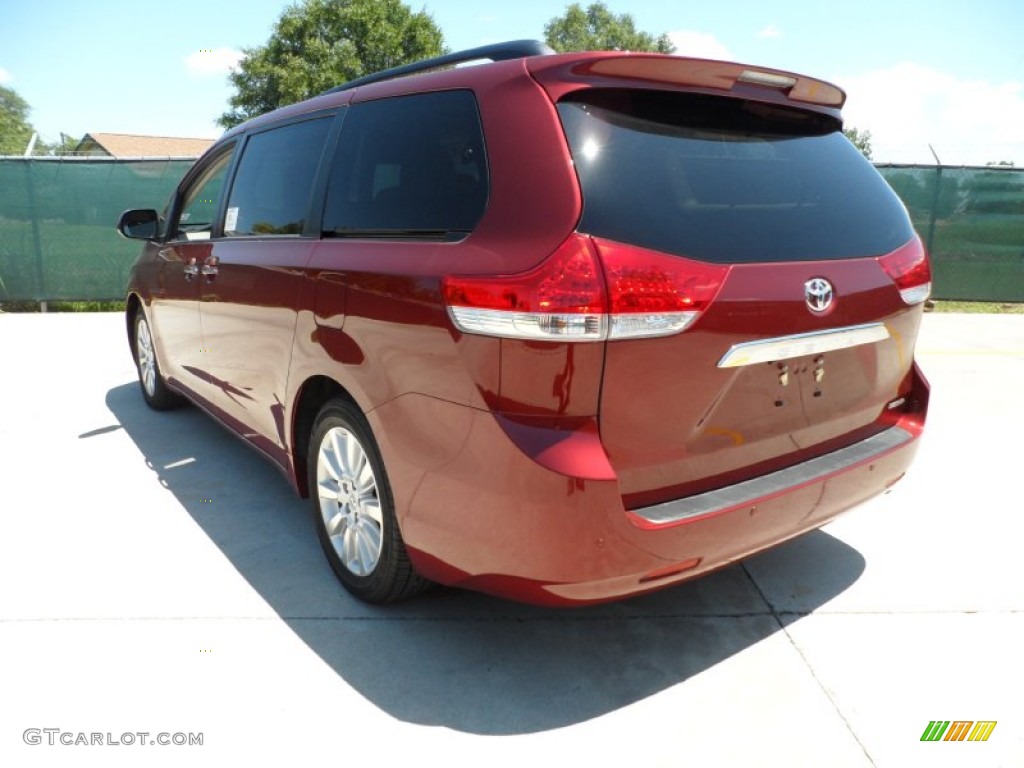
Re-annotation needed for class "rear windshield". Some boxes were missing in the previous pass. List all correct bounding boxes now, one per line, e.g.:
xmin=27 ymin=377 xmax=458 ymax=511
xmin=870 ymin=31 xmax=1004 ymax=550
xmin=558 ymin=90 xmax=913 ymax=263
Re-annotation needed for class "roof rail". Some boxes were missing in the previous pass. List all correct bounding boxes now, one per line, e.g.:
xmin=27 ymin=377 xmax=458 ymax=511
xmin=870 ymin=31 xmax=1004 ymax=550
xmin=322 ymin=39 xmax=555 ymax=95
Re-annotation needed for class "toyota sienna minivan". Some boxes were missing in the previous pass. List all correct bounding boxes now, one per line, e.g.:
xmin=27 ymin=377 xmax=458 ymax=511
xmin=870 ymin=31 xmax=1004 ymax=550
xmin=117 ymin=40 xmax=931 ymax=605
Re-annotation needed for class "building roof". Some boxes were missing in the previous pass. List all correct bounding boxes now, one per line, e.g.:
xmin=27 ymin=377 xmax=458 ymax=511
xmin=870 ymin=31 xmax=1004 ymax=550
xmin=75 ymin=133 xmax=215 ymax=158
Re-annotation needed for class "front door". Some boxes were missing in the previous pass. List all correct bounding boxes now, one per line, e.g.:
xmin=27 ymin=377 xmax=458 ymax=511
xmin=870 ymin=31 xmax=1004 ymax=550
xmin=196 ymin=116 xmax=334 ymax=462
xmin=153 ymin=146 xmax=235 ymax=398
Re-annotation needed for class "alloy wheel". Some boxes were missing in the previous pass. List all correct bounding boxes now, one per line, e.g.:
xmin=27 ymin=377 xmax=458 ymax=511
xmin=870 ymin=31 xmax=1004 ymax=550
xmin=136 ymin=316 xmax=157 ymax=398
xmin=316 ymin=426 xmax=383 ymax=576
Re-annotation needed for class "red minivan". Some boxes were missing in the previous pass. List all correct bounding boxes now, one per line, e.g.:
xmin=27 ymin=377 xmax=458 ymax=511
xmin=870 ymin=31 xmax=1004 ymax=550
xmin=117 ymin=41 xmax=930 ymax=605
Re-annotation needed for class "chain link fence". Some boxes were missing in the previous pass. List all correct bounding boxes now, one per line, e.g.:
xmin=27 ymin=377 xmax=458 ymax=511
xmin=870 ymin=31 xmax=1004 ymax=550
xmin=1 ymin=157 xmax=1022 ymax=303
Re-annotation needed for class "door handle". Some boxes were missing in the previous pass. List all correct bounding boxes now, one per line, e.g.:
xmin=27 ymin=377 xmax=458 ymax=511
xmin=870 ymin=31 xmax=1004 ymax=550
xmin=183 ymin=263 xmax=199 ymax=280
xmin=201 ymin=256 xmax=219 ymax=280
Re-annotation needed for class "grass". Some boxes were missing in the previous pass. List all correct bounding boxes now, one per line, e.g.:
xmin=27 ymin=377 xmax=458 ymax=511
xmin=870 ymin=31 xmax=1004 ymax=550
xmin=0 ymin=299 xmax=125 ymax=312
xmin=929 ymin=300 xmax=1024 ymax=314
xmin=49 ymin=300 xmax=126 ymax=312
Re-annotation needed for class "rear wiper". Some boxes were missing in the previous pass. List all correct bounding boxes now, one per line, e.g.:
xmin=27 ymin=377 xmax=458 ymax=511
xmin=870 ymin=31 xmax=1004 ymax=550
xmin=324 ymin=227 xmax=468 ymax=241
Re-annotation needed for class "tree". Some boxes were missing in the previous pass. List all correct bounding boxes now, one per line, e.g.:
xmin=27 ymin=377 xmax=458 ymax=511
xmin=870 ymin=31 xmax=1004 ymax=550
xmin=44 ymin=133 xmax=82 ymax=156
xmin=22 ymin=132 xmax=80 ymax=156
xmin=218 ymin=0 xmax=445 ymax=129
xmin=843 ymin=126 xmax=873 ymax=160
xmin=0 ymin=85 xmax=34 ymax=155
xmin=544 ymin=2 xmax=674 ymax=54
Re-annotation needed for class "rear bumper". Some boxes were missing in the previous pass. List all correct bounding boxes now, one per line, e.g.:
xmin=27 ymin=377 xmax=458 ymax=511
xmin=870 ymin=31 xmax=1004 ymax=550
xmin=631 ymin=425 xmax=914 ymax=528
xmin=369 ymin=363 xmax=928 ymax=606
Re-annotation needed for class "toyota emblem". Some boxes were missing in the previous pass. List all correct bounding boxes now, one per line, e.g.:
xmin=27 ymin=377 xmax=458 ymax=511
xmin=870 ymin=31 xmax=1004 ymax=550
xmin=804 ymin=278 xmax=834 ymax=313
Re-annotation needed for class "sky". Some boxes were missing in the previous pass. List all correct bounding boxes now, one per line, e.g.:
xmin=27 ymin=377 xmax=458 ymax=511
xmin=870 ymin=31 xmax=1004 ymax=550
xmin=1 ymin=0 xmax=1022 ymax=165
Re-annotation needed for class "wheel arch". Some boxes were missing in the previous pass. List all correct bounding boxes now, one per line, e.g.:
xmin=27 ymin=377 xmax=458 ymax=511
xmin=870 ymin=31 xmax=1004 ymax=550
xmin=125 ymin=293 xmax=143 ymax=356
xmin=290 ymin=375 xmax=361 ymax=498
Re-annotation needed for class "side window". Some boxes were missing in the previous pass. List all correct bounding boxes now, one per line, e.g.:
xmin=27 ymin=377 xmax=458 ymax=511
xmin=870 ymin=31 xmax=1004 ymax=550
xmin=172 ymin=147 xmax=235 ymax=241
xmin=323 ymin=90 xmax=488 ymax=237
xmin=224 ymin=117 xmax=332 ymax=237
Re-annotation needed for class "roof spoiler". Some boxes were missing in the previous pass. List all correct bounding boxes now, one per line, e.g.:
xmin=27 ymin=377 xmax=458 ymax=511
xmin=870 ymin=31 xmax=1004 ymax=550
xmin=322 ymin=39 xmax=554 ymax=95
xmin=529 ymin=55 xmax=846 ymax=112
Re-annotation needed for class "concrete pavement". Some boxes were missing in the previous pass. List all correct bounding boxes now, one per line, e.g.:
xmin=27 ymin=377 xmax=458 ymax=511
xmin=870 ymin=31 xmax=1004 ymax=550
xmin=1 ymin=311 xmax=1021 ymax=767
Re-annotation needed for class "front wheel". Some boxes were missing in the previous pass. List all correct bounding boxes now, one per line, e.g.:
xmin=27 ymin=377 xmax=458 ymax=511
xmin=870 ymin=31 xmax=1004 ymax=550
xmin=133 ymin=310 xmax=183 ymax=410
xmin=308 ymin=398 xmax=428 ymax=603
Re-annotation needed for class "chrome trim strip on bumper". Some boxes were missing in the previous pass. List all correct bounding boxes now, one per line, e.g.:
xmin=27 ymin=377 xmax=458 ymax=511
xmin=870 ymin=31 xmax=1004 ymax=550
xmin=632 ymin=426 xmax=914 ymax=526
xmin=717 ymin=322 xmax=890 ymax=368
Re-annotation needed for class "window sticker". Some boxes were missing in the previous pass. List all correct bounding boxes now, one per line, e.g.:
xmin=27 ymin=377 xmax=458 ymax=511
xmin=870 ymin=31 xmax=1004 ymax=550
xmin=225 ymin=206 xmax=239 ymax=232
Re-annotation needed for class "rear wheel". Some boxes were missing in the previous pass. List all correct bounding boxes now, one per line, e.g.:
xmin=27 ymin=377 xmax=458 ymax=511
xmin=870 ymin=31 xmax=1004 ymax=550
xmin=133 ymin=310 xmax=183 ymax=410
xmin=308 ymin=398 xmax=428 ymax=603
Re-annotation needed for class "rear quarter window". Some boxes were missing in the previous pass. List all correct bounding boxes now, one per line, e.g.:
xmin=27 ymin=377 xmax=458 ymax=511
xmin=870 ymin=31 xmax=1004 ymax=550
xmin=322 ymin=90 xmax=488 ymax=239
xmin=558 ymin=90 xmax=914 ymax=263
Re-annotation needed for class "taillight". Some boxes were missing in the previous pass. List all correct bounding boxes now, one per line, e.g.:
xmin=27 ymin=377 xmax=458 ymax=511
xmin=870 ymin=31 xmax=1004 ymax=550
xmin=879 ymin=236 xmax=932 ymax=305
xmin=443 ymin=234 xmax=607 ymax=341
xmin=443 ymin=234 xmax=727 ymax=341
xmin=595 ymin=237 xmax=727 ymax=339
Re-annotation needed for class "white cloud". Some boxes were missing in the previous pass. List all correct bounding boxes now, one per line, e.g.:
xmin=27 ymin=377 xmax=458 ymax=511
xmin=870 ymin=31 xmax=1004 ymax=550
xmin=757 ymin=24 xmax=782 ymax=40
xmin=0 ymin=67 xmax=12 ymax=84
xmin=184 ymin=48 xmax=244 ymax=76
xmin=840 ymin=62 xmax=1024 ymax=166
xmin=667 ymin=31 xmax=731 ymax=61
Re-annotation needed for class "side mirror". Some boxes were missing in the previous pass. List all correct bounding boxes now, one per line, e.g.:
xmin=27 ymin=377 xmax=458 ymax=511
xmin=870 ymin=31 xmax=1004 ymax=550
xmin=117 ymin=209 xmax=159 ymax=240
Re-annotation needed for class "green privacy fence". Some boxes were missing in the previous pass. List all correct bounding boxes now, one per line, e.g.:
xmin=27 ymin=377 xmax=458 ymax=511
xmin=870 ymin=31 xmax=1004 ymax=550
xmin=875 ymin=165 xmax=1024 ymax=302
xmin=0 ymin=157 xmax=193 ymax=302
xmin=0 ymin=157 xmax=1022 ymax=303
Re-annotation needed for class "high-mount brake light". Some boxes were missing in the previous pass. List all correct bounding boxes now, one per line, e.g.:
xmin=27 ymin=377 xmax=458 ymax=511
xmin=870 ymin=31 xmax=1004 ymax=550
xmin=737 ymin=70 xmax=797 ymax=89
xmin=443 ymin=235 xmax=727 ymax=342
xmin=878 ymin=237 xmax=932 ymax=305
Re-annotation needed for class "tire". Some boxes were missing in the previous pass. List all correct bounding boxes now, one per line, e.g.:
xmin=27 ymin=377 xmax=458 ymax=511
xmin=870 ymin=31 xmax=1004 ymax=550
xmin=308 ymin=397 xmax=429 ymax=603
xmin=132 ymin=309 xmax=184 ymax=411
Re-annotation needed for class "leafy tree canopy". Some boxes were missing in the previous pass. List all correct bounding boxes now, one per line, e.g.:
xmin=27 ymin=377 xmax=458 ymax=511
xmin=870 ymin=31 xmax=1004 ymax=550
xmin=843 ymin=126 xmax=873 ymax=159
xmin=0 ymin=85 xmax=34 ymax=155
xmin=544 ymin=2 xmax=674 ymax=53
xmin=219 ymin=0 xmax=445 ymax=129
xmin=45 ymin=134 xmax=82 ymax=156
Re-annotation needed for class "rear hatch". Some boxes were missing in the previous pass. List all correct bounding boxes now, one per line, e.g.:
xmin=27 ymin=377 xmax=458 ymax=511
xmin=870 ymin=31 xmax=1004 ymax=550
xmin=544 ymin=61 xmax=930 ymax=509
